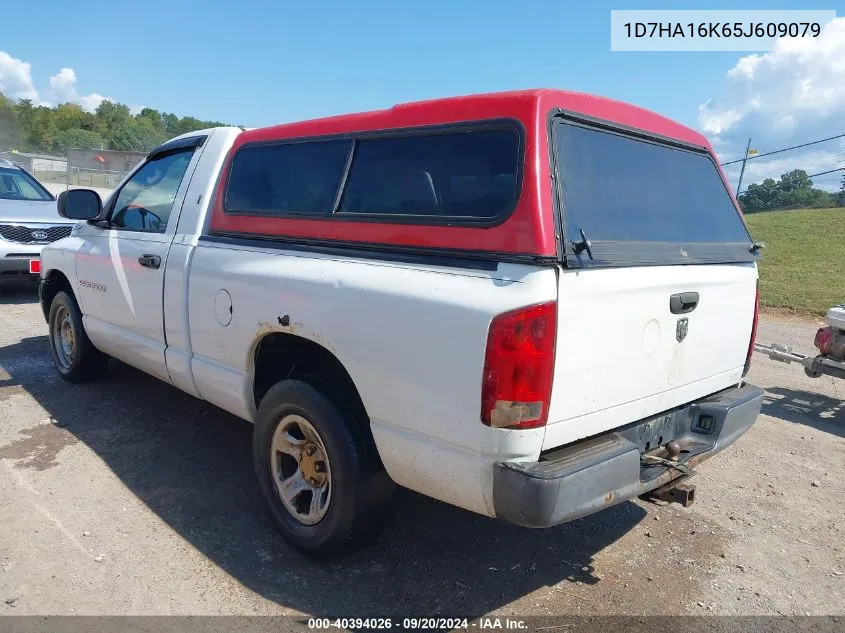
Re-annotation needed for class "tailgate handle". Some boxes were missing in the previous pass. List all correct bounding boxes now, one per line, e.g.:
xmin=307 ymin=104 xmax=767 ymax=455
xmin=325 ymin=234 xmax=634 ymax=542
xmin=670 ymin=292 xmax=699 ymax=314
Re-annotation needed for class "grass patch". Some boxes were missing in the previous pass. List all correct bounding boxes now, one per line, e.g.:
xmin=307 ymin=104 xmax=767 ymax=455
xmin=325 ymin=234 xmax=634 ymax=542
xmin=745 ymin=207 xmax=845 ymax=316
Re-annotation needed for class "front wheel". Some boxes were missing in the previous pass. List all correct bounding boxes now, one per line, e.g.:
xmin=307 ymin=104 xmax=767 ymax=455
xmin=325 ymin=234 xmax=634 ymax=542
xmin=253 ymin=380 xmax=393 ymax=559
xmin=48 ymin=291 xmax=109 ymax=382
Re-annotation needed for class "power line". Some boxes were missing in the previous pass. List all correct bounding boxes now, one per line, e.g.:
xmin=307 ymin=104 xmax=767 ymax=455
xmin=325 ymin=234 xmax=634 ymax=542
xmin=721 ymin=132 xmax=845 ymax=166
xmin=737 ymin=167 xmax=845 ymax=196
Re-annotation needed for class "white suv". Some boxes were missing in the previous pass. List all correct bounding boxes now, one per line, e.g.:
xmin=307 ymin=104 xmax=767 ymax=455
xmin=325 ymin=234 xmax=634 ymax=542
xmin=0 ymin=159 xmax=76 ymax=283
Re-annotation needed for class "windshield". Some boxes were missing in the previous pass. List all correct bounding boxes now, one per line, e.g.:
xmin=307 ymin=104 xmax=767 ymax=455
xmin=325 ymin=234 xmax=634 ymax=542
xmin=554 ymin=121 xmax=754 ymax=266
xmin=0 ymin=166 xmax=55 ymax=202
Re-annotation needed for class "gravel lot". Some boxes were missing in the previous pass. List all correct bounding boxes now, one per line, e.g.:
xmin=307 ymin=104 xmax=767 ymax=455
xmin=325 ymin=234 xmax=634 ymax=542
xmin=1 ymin=285 xmax=842 ymax=616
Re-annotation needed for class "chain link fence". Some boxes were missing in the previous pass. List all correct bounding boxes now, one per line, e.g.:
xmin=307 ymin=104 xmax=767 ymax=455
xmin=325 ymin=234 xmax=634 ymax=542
xmin=720 ymin=133 xmax=845 ymax=213
xmin=0 ymin=149 xmax=132 ymax=197
xmin=66 ymin=166 xmax=129 ymax=189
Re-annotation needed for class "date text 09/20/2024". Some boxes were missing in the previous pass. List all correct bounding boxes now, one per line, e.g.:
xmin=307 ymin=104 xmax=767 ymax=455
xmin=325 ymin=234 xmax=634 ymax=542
xmin=307 ymin=618 xmax=528 ymax=630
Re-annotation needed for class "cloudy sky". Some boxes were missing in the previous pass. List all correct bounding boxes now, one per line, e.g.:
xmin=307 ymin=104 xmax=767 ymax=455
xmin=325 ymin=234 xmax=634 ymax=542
xmin=1 ymin=1 xmax=843 ymax=191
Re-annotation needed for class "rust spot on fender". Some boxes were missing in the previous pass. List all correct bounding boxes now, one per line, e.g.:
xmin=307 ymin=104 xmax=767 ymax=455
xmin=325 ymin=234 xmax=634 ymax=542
xmin=604 ymin=491 xmax=615 ymax=505
xmin=277 ymin=314 xmax=290 ymax=327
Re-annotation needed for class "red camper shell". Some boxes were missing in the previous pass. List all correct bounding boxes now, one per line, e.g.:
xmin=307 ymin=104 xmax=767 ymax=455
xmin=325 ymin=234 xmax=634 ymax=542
xmin=209 ymin=89 xmax=731 ymax=260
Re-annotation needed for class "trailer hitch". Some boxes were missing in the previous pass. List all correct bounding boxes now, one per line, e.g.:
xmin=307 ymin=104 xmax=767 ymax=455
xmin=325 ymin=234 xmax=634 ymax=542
xmin=641 ymin=481 xmax=697 ymax=508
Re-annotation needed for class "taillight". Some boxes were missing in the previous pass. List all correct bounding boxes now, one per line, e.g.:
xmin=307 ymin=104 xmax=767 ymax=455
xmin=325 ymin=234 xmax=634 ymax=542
xmin=814 ymin=327 xmax=834 ymax=355
xmin=481 ymin=302 xmax=557 ymax=429
xmin=743 ymin=285 xmax=760 ymax=377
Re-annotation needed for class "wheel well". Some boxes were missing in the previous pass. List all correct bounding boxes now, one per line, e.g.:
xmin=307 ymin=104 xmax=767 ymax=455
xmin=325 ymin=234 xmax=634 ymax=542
xmin=253 ymin=332 xmax=370 ymax=429
xmin=40 ymin=270 xmax=73 ymax=322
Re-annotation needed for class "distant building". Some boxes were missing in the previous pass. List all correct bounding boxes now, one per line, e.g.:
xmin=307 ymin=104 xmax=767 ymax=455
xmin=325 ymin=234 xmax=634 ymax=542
xmin=0 ymin=150 xmax=67 ymax=173
xmin=66 ymin=148 xmax=147 ymax=174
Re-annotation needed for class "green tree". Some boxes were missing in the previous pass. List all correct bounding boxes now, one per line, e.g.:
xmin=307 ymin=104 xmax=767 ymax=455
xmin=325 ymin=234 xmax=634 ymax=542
xmin=839 ymin=172 xmax=845 ymax=207
xmin=54 ymin=128 xmax=105 ymax=152
xmin=95 ymin=100 xmax=131 ymax=138
xmin=739 ymin=169 xmax=838 ymax=213
xmin=53 ymin=103 xmax=88 ymax=132
xmin=137 ymin=107 xmax=165 ymax=133
xmin=162 ymin=113 xmax=180 ymax=135
xmin=1 ymin=90 xmax=229 ymax=154
xmin=23 ymin=106 xmax=59 ymax=153
xmin=0 ymin=93 xmax=22 ymax=149
xmin=778 ymin=169 xmax=812 ymax=192
xmin=13 ymin=98 xmax=34 ymax=128
xmin=739 ymin=178 xmax=779 ymax=213
xmin=108 ymin=119 xmax=165 ymax=152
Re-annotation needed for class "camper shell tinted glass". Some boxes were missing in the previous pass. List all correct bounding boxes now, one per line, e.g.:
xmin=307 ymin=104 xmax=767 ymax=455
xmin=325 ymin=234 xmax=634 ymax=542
xmin=224 ymin=140 xmax=353 ymax=216
xmin=553 ymin=119 xmax=755 ymax=267
xmin=339 ymin=129 xmax=520 ymax=220
xmin=222 ymin=122 xmax=522 ymax=225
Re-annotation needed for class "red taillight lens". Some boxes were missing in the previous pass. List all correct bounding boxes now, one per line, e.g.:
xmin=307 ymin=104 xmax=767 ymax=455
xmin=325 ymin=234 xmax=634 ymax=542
xmin=814 ymin=327 xmax=834 ymax=355
xmin=481 ymin=302 xmax=557 ymax=429
xmin=743 ymin=285 xmax=760 ymax=377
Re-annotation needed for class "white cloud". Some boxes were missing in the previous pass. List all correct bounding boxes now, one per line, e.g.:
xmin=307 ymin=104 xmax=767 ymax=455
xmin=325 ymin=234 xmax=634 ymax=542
xmin=48 ymin=67 xmax=76 ymax=94
xmin=46 ymin=66 xmax=116 ymax=113
xmin=0 ymin=51 xmax=41 ymax=102
xmin=1 ymin=51 xmax=141 ymax=114
xmin=699 ymin=17 xmax=845 ymax=195
xmin=698 ymin=17 xmax=845 ymax=139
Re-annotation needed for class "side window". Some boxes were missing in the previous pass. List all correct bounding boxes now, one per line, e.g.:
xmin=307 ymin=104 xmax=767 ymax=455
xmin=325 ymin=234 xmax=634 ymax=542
xmin=15 ymin=176 xmax=41 ymax=199
xmin=0 ymin=174 xmax=20 ymax=197
xmin=224 ymin=141 xmax=352 ymax=215
xmin=338 ymin=129 xmax=520 ymax=219
xmin=109 ymin=148 xmax=196 ymax=232
xmin=0 ymin=168 xmax=54 ymax=201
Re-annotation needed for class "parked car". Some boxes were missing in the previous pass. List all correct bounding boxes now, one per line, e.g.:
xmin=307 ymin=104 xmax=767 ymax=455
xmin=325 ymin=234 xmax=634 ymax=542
xmin=0 ymin=159 xmax=76 ymax=284
xmin=38 ymin=89 xmax=764 ymax=558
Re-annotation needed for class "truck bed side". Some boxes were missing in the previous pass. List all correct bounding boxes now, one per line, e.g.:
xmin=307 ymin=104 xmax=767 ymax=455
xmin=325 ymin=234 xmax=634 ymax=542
xmin=185 ymin=243 xmax=556 ymax=516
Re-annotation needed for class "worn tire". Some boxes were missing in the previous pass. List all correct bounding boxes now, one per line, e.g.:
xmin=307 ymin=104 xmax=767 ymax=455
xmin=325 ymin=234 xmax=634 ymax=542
xmin=47 ymin=291 xmax=109 ymax=382
xmin=253 ymin=379 xmax=393 ymax=559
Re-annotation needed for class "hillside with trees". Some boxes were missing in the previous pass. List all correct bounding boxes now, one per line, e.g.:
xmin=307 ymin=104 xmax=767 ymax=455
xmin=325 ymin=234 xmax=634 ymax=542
xmin=0 ymin=91 xmax=229 ymax=155
xmin=737 ymin=169 xmax=844 ymax=213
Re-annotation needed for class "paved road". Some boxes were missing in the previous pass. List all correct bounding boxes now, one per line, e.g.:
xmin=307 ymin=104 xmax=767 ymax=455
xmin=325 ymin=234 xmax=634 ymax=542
xmin=1 ymin=286 xmax=842 ymax=616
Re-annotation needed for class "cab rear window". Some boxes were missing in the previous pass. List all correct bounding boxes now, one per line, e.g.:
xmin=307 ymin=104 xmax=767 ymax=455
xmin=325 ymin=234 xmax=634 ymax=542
xmin=554 ymin=121 xmax=754 ymax=266
xmin=223 ymin=124 xmax=522 ymax=224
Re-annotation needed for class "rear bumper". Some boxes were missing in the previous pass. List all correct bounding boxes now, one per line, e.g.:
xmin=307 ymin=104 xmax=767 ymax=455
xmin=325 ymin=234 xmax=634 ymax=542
xmin=493 ymin=383 xmax=764 ymax=528
xmin=0 ymin=254 xmax=40 ymax=279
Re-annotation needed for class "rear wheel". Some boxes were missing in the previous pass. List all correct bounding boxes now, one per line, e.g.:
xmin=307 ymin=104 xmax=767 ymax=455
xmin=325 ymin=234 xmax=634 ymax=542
xmin=253 ymin=380 xmax=392 ymax=559
xmin=48 ymin=291 xmax=109 ymax=382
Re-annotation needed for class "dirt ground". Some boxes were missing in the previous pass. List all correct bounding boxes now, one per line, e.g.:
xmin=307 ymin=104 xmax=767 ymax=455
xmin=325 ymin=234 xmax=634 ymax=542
xmin=0 ymin=286 xmax=842 ymax=616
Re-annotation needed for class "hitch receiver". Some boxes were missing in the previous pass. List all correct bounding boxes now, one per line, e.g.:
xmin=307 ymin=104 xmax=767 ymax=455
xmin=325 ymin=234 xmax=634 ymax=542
xmin=643 ymin=482 xmax=696 ymax=508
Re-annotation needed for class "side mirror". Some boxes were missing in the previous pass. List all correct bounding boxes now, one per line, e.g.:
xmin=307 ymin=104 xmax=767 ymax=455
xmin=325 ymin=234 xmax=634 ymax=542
xmin=57 ymin=189 xmax=104 ymax=221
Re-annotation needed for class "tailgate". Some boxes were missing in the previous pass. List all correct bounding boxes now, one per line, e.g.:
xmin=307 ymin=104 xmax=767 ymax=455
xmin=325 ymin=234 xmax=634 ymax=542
xmin=543 ymin=115 xmax=759 ymax=449
xmin=544 ymin=262 xmax=757 ymax=448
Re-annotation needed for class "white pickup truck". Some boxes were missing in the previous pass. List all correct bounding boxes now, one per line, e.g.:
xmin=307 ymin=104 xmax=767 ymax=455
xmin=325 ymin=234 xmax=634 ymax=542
xmin=39 ymin=89 xmax=764 ymax=558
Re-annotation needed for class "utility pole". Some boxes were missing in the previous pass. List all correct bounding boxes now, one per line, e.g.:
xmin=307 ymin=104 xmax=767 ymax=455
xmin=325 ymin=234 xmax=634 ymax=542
xmin=736 ymin=137 xmax=752 ymax=196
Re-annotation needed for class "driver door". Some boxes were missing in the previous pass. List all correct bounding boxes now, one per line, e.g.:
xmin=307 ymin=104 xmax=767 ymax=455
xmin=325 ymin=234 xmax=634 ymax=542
xmin=75 ymin=137 xmax=205 ymax=383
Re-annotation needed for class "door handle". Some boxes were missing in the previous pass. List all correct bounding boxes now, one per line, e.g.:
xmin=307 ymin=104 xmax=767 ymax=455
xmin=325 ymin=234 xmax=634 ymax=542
xmin=138 ymin=254 xmax=161 ymax=269
xmin=670 ymin=292 xmax=699 ymax=314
